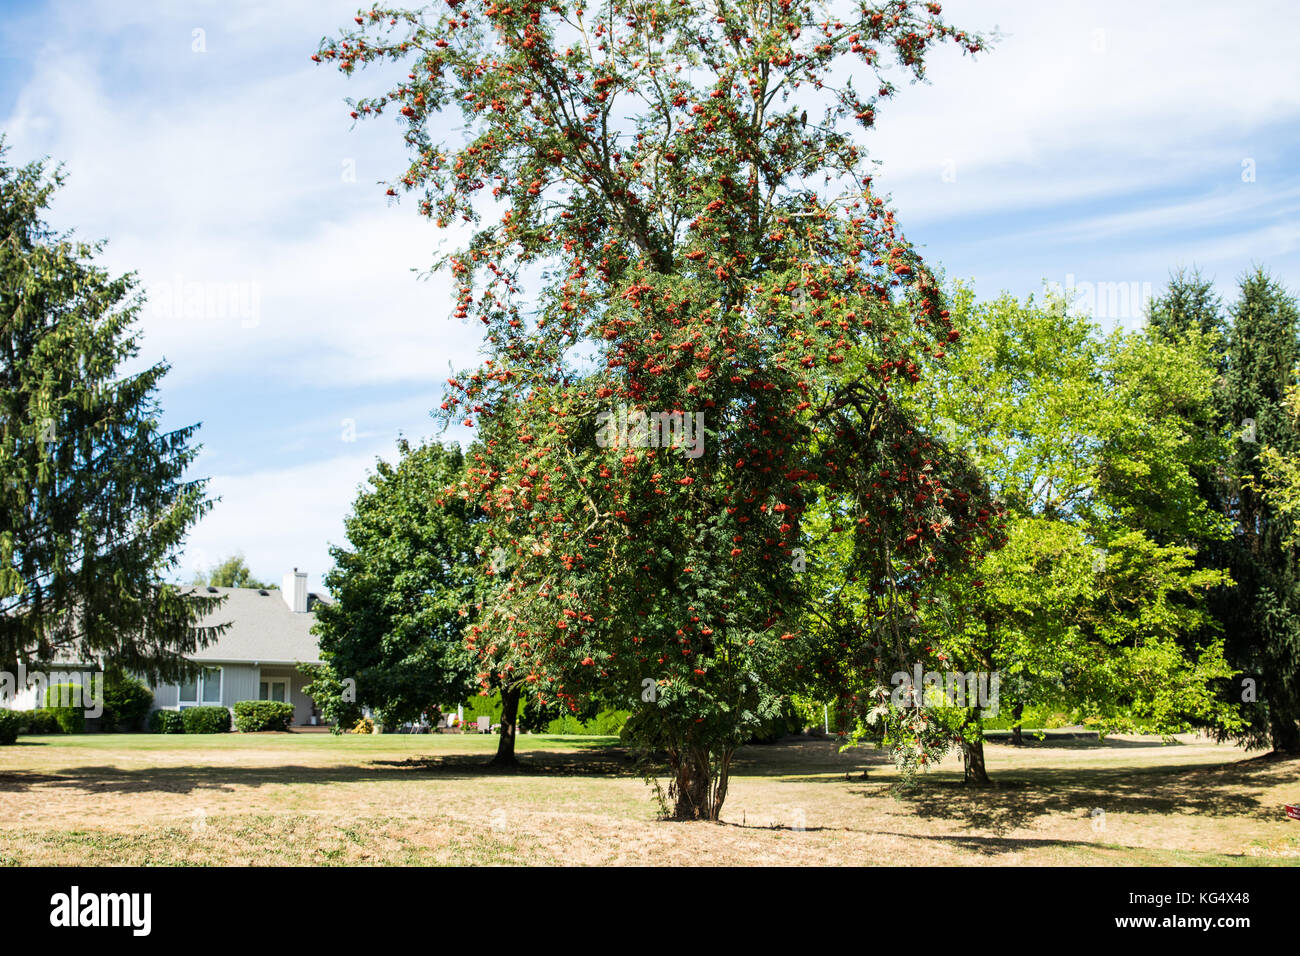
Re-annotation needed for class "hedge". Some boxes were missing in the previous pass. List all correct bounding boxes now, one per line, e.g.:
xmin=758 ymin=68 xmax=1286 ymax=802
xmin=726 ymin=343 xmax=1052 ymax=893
xmin=12 ymin=710 xmax=62 ymax=734
xmin=232 ymin=700 xmax=294 ymax=733
xmin=102 ymin=672 xmax=154 ymax=732
xmin=180 ymin=706 xmax=231 ymax=734
xmin=0 ymin=710 xmax=20 ymax=745
xmin=43 ymin=683 xmax=87 ymax=734
xmin=148 ymin=709 xmax=185 ymax=734
xmin=543 ymin=708 xmax=630 ymax=736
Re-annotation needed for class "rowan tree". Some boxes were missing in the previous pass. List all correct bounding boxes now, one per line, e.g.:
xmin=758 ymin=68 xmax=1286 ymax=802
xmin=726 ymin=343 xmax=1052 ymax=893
xmin=317 ymin=0 xmax=993 ymax=818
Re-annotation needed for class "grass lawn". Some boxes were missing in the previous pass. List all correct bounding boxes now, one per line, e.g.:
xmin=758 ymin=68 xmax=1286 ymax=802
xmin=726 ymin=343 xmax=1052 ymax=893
xmin=0 ymin=729 xmax=1297 ymax=866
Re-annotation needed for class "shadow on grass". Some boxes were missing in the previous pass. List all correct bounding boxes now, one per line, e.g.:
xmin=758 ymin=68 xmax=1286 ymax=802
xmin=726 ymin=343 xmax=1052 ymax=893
xmin=374 ymin=748 xmax=643 ymax=777
xmin=0 ymin=736 xmax=877 ymax=796
xmin=867 ymin=752 xmax=1300 ymax=835
xmin=3 ymin=735 xmax=1289 ymax=842
xmin=981 ymin=731 xmax=1179 ymax=748
xmin=0 ymin=749 xmax=645 ymax=795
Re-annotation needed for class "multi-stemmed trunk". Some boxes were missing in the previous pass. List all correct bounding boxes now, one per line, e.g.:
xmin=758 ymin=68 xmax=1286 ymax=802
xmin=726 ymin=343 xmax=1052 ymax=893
xmin=667 ymin=744 xmax=733 ymax=821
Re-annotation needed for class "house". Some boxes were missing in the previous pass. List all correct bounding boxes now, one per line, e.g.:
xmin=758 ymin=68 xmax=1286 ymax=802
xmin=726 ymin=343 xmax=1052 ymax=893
xmin=1 ymin=569 xmax=331 ymax=728
xmin=150 ymin=570 xmax=330 ymax=725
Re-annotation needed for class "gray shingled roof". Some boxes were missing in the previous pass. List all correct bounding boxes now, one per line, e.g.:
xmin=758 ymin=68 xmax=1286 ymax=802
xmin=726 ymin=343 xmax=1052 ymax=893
xmin=189 ymin=587 xmax=328 ymax=665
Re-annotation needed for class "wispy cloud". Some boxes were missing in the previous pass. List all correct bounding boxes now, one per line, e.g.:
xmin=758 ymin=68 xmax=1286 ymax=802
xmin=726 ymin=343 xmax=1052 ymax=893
xmin=2 ymin=0 xmax=1297 ymax=590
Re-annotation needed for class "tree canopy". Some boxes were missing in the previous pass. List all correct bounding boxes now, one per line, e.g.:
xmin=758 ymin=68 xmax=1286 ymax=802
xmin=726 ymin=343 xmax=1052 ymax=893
xmin=0 ymin=145 xmax=219 ymax=682
xmin=318 ymin=0 xmax=996 ymax=817
xmin=311 ymin=439 xmax=482 ymax=728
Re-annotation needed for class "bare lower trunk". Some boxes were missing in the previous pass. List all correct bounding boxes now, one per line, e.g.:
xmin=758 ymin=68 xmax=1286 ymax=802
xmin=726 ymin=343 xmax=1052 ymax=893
xmin=1010 ymin=700 xmax=1024 ymax=746
xmin=962 ymin=736 xmax=990 ymax=785
xmin=489 ymin=684 xmax=521 ymax=767
xmin=668 ymin=744 xmax=733 ymax=820
xmin=961 ymin=709 xmax=991 ymax=785
xmin=1271 ymin=714 xmax=1300 ymax=755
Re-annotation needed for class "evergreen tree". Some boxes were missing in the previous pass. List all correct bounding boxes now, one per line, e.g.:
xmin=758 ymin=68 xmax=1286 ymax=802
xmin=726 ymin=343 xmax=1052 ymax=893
xmin=1142 ymin=268 xmax=1232 ymax=551
xmin=1217 ymin=267 xmax=1300 ymax=753
xmin=1145 ymin=266 xmax=1228 ymax=363
xmin=0 ymin=146 xmax=220 ymax=681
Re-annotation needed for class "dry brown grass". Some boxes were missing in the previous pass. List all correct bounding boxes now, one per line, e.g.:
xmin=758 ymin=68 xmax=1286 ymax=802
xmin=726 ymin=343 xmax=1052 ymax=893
xmin=0 ymin=730 xmax=1296 ymax=865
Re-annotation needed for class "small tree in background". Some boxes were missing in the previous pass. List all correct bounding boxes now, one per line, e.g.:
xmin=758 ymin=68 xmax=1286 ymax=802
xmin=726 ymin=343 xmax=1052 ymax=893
xmin=192 ymin=554 xmax=276 ymax=590
xmin=312 ymin=439 xmax=484 ymax=743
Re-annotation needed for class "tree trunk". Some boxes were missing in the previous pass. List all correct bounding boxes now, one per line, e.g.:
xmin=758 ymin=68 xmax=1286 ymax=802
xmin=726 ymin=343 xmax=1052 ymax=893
xmin=1270 ymin=713 xmax=1300 ymax=754
xmin=669 ymin=744 xmax=732 ymax=821
xmin=1010 ymin=700 xmax=1024 ymax=746
xmin=962 ymin=711 xmax=991 ymax=785
xmin=962 ymin=736 xmax=990 ymax=785
xmin=489 ymin=683 xmax=521 ymax=767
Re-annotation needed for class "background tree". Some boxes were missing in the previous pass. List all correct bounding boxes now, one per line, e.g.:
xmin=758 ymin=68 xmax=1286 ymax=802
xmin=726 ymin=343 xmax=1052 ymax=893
xmin=192 ymin=553 xmax=275 ymax=590
xmin=1216 ymin=268 xmax=1300 ymax=754
xmin=1145 ymin=266 xmax=1228 ymax=363
xmin=311 ymin=439 xmax=485 ymax=745
xmin=1256 ymin=373 xmax=1300 ymax=548
xmin=0 ymin=146 xmax=221 ymax=681
xmin=318 ymin=0 xmax=992 ymax=818
xmin=904 ymin=288 xmax=1239 ymax=776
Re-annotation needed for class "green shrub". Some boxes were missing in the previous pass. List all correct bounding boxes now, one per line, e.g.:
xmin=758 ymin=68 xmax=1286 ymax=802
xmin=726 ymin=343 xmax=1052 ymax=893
xmin=590 ymin=709 xmax=630 ymax=735
xmin=180 ymin=706 xmax=230 ymax=734
xmin=543 ymin=714 xmax=588 ymax=735
xmin=17 ymin=710 xmax=62 ymax=734
xmin=232 ymin=700 xmax=294 ymax=733
xmin=461 ymin=693 xmax=507 ymax=728
xmin=541 ymin=708 xmax=630 ymax=735
xmin=983 ymin=705 xmax=1072 ymax=731
xmin=298 ymin=663 xmax=362 ymax=735
xmin=148 ymin=709 xmax=185 ymax=734
xmin=102 ymin=671 xmax=154 ymax=732
xmin=0 ymin=710 xmax=21 ymax=745
xmin=43 ymin=683 xmax=88 ymax=734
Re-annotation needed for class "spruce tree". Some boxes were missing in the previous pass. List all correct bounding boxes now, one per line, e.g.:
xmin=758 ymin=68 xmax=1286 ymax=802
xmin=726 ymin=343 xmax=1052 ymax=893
xmin=1146 ymin=266 xmax=1228 ymax=361
xmin=1218 ymin=267 xmax=1300 ymax=753
xmin=0 ymin=147 xmax=221 ymax=681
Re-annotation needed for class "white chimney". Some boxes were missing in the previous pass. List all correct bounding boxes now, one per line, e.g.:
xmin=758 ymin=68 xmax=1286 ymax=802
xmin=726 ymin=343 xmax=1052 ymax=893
xmin=282 ymin=568 xmax=308 ymax=613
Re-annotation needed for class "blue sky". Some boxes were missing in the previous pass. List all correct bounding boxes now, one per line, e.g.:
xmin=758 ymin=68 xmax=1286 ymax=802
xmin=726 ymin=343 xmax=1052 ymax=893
xmin=2 ymin=0 xmax=1297 ymax=592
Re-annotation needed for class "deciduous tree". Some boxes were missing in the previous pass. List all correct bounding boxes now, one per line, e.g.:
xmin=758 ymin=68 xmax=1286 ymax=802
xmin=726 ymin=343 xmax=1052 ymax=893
xmin=317 ymin=0 xmax=992 ymax=818
xmin=312 ymin=439 xmax=485 ymax=743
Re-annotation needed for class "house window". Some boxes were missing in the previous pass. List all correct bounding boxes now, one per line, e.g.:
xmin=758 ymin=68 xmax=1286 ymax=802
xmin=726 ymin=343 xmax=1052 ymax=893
xmin=179 ymin=667 xmax=222 ymax=708
xmin=259 ymin=679 xmax=289 ymax=703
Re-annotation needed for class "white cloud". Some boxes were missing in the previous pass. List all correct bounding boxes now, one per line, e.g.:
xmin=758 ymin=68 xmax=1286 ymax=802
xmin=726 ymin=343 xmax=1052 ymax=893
xmin=6 ymin=0 xmax=1298 ymax=596
xmin=181 ymin=449 xmax=393 ymax=594
xmin=866 ymin=0 xmax=1300 ymax=220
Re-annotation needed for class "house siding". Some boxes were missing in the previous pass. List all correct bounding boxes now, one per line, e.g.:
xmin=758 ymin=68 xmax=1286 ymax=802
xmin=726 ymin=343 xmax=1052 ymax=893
xmin=148 ymin=663 xmax=257 ymax=712
xmin=220 ymin=664 xmax=259 ymax=709
xmin=152 ymin=682 xmax=178 ymax=709
xmin=258 ymin=665 xmax=317 ymax=726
